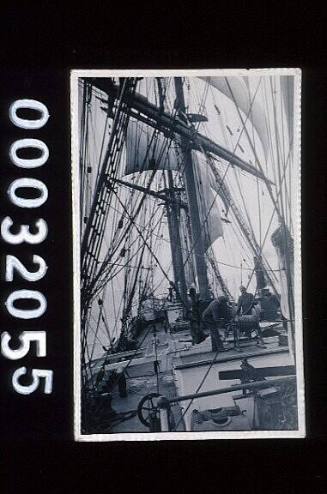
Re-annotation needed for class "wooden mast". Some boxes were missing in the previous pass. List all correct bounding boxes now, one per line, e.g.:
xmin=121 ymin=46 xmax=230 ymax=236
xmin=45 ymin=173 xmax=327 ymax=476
xmin=174 ymin=77 xmax=210 ymax=300
xmin=112 ymin=175 xmax=189 ymax=307
xmin=165 ymin=170 xmax=189 ymax=307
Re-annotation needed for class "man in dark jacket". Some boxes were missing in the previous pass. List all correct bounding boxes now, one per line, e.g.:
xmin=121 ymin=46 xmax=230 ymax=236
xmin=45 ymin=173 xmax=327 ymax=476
xmin=260 ymin=289 xmax=280 ymax=321
xmin=188 ymin=288 xmax=206 ymax=345
xmin=201 ymin=297 xmax=228 ymax=352
xmin=236 ymin=286 xmax=255 ymax=316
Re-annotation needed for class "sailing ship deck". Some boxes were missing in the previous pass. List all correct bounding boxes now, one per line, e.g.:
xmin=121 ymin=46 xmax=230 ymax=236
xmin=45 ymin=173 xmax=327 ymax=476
xmin=89 ymin=321 xmax=293 ymax=433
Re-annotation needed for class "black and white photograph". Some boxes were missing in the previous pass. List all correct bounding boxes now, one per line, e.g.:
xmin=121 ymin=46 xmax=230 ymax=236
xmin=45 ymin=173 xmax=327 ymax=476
xmin=71 ymin=69 xmax=304 ymax=440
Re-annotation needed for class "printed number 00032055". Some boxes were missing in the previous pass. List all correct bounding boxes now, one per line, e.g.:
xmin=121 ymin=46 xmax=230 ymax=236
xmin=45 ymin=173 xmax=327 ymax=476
xmin=0 ymin=99 xmax=53 ymax=395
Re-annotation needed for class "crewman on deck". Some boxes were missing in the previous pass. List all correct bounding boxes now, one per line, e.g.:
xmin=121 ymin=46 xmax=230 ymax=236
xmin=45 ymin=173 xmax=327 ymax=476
xmin=188 ymin=287 xmax=206 ymax=345
xmin=234 ymin=288 xmax=266 ymax=349
xmin=260 ymin=289 xmax=280 ymax=321
xmin=116 ymin=365 xmax=127 ymax=398
xmin=236 ymin=286 xmax=255 ymax=316
xmin=201 ymin=297 xmax=229 ymax=352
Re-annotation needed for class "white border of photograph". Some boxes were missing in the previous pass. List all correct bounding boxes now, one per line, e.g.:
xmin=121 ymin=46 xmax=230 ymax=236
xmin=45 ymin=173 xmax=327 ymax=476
xmin=71 ymin=68 xmax=305 ymax=441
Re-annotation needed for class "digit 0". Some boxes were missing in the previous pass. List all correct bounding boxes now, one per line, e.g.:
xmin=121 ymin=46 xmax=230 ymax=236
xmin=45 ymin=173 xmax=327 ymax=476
xmin=7 ymin=178 xmax=48 ymax=208
xmin=5 ymin=289 xmax=47 ymax=319
xmin=9 ymin=139 xmax=49 ymax=169
xmin=9 ymin=100 xmax=49 ymax=130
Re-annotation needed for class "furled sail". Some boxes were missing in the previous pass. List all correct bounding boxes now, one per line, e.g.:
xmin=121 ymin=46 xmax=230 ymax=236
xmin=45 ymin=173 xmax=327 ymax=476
xmin=271 ymin=224 xmax=294 ymax=320
xmin=193 ymin=153 xmax=224 ymax=248
xmin=200 ymin=76 xmax=270 ymax=159
xmin=124 ymin=119 xmax=223 ymax=248
xmin=280 ymin=76 xmax=294 ymax=145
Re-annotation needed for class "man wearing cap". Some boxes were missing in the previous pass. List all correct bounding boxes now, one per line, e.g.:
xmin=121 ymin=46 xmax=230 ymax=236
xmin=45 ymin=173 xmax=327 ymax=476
xmin=236 ymin=286 xmax=255 ymax=316
xmin=235 ymin=287 xmax=265 ymax=349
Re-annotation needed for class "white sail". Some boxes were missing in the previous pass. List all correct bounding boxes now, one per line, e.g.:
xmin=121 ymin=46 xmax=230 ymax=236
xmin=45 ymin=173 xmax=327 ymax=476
xmin=193 ymin=153 xmax=224 ymax=248
xmin=271 ymin=224 xmax=294 ymax=320
xmin=124 ymin=119 xmax=223 ymax=248
xmin=200 ymin=76 xmax=270 ymax=159
xmin=124 ymin=119 xmax=178 ymax=174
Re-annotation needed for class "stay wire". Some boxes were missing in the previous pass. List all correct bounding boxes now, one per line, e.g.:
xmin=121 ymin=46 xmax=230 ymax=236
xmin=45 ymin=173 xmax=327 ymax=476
xmin=173 ymin=347 xmax=221 ymax=431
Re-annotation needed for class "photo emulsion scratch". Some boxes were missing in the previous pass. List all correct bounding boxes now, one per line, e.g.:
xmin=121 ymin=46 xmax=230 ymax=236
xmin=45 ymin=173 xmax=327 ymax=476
xmin=71 ymin=69 xmax=305 ymax=441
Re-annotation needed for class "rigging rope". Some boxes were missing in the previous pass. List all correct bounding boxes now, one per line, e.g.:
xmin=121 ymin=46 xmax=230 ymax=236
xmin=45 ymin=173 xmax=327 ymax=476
xmin=173 ymin=347 xmax=221 ymax=431
xmin=180 ymin=79 xmax=263 ymax=267
xmin=87 ymin=107 xmax=179 ymax=297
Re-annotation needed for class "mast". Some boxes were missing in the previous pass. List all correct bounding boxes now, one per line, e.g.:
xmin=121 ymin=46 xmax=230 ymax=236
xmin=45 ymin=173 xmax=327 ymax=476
xmin=112 ymin=176 xmax=189 ymax=307
xmin=206 ymin=155 xmax=280 ymax=298
xmin=166 ymin=169 xmax=188 ymax=307
xmin=174 ymin=77 xmax=210 ymax=300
